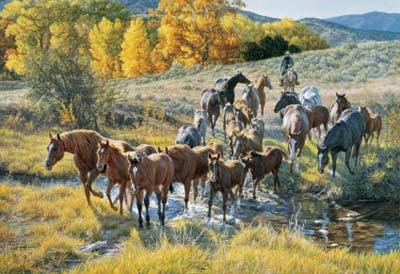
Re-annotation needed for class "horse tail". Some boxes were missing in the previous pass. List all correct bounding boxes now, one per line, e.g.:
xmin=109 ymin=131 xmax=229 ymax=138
xmin=169 ymin=183 xmax=174 ymax=193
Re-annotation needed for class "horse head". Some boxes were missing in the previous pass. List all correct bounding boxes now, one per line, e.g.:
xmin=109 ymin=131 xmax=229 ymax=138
xmin=274 ymin=92 xmax=299 ymax=113
xmin=44 ymin=132 xmax=65 ymax=171
xmin=262 ymin=74 xmax=273 ymax=89
xmin=335 ymin=93 xmax=349 ymax=112
xmin=317 ymin=145 xmax=329 ymax=174
xmin=208 ymin=152 xmax=221 ymax=183
xmin=96 ymin=139 xmax=110 ymax=171
xmin=232 ymin=71 xmax=251 ymax=85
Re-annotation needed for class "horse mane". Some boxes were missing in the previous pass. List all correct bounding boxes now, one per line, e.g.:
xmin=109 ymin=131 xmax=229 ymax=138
xmin=108 ymin=142 xmax=134 ymax=154
xmin=61 ymin=130 xmax=102 ymax=155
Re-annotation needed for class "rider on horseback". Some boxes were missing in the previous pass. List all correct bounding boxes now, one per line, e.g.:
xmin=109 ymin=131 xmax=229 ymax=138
xmin=280 ymin=51 xmax=300 ymax=87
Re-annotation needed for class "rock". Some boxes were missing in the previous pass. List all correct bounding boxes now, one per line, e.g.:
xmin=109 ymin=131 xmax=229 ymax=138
xmin=77 ymin=241 xmax=107 ymax=253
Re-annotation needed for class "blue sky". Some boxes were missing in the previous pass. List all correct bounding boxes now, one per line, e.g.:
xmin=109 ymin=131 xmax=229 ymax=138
xmin=243 ymin=0 xmax=400 ymax=19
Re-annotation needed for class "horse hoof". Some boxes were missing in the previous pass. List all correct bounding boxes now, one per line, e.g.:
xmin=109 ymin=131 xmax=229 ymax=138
xmin=97 ymin=192 xmax=104 ymax=198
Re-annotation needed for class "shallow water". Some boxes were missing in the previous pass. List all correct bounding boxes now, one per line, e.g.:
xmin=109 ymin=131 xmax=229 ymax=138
xmin=5 ymin=176 xmax=400 ymax=254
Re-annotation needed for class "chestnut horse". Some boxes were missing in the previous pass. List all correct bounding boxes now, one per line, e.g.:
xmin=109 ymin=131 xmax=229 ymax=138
xmin=359 ymin=106 xmax=382 ymax=147
xmin=241 ymin=148 xmax=288 ymax=199
xmin=207 ymin=153 xmax=245 ymax=223
xmin=223 ymin=103 xmax=243 ymax=142
xmin=192 ymin=142 xmax=224 ymax=202
xmin=330 ymin=93 xmax=351 ymax=123
xmin=44 ymin=130 xmax=134 ymax=206
xmin=234 ymin=99 xmax=253 ymax=128
xmin=305 ymin=105 xmax=329 ymax=141
xmin=232 ymin=125 xmax=263 ymax=160
xmin=127 ymin=150 xmax=174 ymax=227
xmin=96 ymin=141 xmax=156 ymax=214
xmin=254 ymin=74 xmax=273 ymax=116
xmin=282 ymin=105 xmax=310 ymax=173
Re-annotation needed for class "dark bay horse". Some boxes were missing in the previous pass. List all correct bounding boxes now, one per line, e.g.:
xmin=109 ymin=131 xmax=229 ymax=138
xmin=329 ymin=93 xmax=351 ymax=123
xmin=273 ymin=91 xmax=301 ymax=120
xmin=282 ymin=105 xmax=310 ymax=173
xmin=215 ymin=71 xmax=251 ymax=105
xmin=200 ymin=88 xmax=221 ymax=137
xmin=318 ymin=109 xmax=365 ymax=177
xmin=44 ymin=130 xmax=134 ymax=206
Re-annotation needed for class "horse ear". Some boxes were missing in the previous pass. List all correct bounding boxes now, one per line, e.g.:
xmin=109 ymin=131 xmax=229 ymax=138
xmin=217 ymin=153 xmax=220 ymax=160
xmin=208 ymin=152 xmax=212 ymax=159
xmin=157 ymin=146 xmax=162 ymax=153
xmin=165 ymin=147 xmax=169 ymax=154
xmin=336 ymin=92 xmax=339 ymax=97
xmin=343 ymin=93 xmax=346 ymax=97
xmin=127 ymin=154 xmax=132 ymax=164
xmin=57 ymin=133 xmax=61 ymax=140
xmin=105 ymin=139 xmax=109 ymax=146
xmin=48 ymin=131 xmax=54 ymax=139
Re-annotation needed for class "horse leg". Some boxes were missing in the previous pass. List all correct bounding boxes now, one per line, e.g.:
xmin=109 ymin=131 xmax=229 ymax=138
xmin=377 ymin=130 xmax=381 ymax=147
xmin=136 ymin=190 xmax=144 ymax=228
xmin=155 ymin=187 xmax=162 ymax=221
xmin=193 ymin=179 xmax=199 ymax=202
xmin=87 ymin=169 xmax=103 ymax=198
xmin=214 ymin=112 xmax=220 ymax=137
xmin=144 ymin=190 xmax=152 ymax=227
xmin=201 ymin=177 xmax=207 ymax=199
xmin=208 ymin=188 xmax=215 ymax=219
xmin=222 ymin=191 xmax=228 ymax=223
xmin=184 ymin=180 xmax=191 ymax=211
xmin=354 ymin=142 xmax=361 ymax=167
xmin=253 ymin=178 xmax=259 ymax=200
xmin=106 ymin=182 xmax=118 ymax=211
xmin=229 ymin=138 xmax=234 ymax=158
xmin=161 ymin=185 xmax=169 ymax=226
xmin=317 ymin=126 xmax=322 ymax=142
xmin=344 ymin=148 xmax=354 ymax=175
xmin=78 ymin=168 xmax=91 ymax=206
xmin=331 ymin=152 xmax=337 ymax=178
xmin=118 ymin=182 xmax=126 ymax=215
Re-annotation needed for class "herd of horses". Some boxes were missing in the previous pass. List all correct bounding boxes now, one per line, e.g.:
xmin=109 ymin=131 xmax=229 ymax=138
xmin=44 ymin=71 xmax=383 ymax=226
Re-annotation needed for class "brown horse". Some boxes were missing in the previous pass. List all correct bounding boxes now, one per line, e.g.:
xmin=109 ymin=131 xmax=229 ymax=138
xmin=234 ymin=99 xmax=253 ymax=128
xmin=127 ymin=150 xmax=174 ymax=227
xmin=200 ymin=88 xmax=222 ymax=137
xmin=254 ymin=74 xmax=273 ymax=116
xmin=223 ymin=103 xmax=243 ymax=142
xmin=359 ymin=106 xmax=382 ymax=146
xmin=164 ymin=144 xmax=208 ymax=211
xmin=207 ymin=153 xmax=245 ymax=223
xmin=282 ymin=105 xmax=310 ymax=173
xmin=232 ymin=126 xmax=263 ymax=160
xmin=192 ymin=142 xmax=224 ymax=202
xmin=282 ymin=66 xmax=297 ymax=93
xmin=96 ymin=140 xmax=132 ymax=215
xmin=241 ymin=148 xmax=287 ymax=199
xmin=305 ymin=105 xmax=329 ymax=141
xmin=330 ymin=93 xmax=351 ymax=123
xmin=44 ymin=130 xmax=134 ymax=206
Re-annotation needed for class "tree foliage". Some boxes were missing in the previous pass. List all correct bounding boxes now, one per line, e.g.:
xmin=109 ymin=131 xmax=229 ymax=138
xmin=120 ymin=18 xmax=153 ymax=77
xmin=155 ymin=0 xmax=242 ymax=67
xmin=89 ymin=17 xmax=125 ymax=78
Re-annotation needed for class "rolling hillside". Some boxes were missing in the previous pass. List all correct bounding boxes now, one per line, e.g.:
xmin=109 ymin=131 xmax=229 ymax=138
xmin=326 ymin=11 xmax=400 ymax=33
xmin=300 ymin=18 xmax=400 ymax=47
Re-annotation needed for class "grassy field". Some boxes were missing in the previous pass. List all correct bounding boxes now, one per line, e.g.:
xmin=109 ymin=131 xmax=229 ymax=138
xmin=1 ymin=183 xmax=399 ymax=273
xmin=1 ymin=40 xmax=400 ymax=273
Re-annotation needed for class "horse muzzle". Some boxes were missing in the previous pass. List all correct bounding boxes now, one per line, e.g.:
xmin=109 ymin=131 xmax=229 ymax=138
xmin=44 ymin=161 xmax=53 ymax=171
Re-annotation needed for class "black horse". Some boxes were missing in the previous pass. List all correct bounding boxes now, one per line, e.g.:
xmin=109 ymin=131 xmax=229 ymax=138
xmin=215 ymin=71 xmax=250 ymax=105
xmin=317 ymin=109 xmax=365 ymax=177
xmin=273 ymin=91 xmax=300 ymax=119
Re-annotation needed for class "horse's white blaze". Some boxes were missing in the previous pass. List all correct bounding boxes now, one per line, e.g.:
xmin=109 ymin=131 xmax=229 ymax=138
xmin=241 ymin=162 xmax=246 ymax=169
xmin=45 ymin=143 xmax=54 ymax=162
xmin=100 ymin=148 xmax=104 ymax=154
xmin=289 ymin=138 xmax=297 ymax=160
xmin=132 ymin=166 xmax=138 ymax=179
xmin=318 ymin=154 xmax=323 ymax=169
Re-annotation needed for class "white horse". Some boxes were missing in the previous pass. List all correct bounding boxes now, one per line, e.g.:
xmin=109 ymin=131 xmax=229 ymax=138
xmin=300 ymin=86 xmax=323 ymax=109
xmin=242 ymin=84 xmax=260 ymax=118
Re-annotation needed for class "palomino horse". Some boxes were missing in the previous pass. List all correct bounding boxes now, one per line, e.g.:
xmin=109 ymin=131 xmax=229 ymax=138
xmin=282 ymin=65 xmax=297 ymax=93
xmin=175 ymin=125 xmax=201 ymax=148
xmin=273 ymin=91 xmax=300 ymax=120
xmin=241 ymin=148 xmax=287 ymax=199
xmin=44 ymin=130 xmax=134 ymax=206
xmin=234 ymin=99 xmax=253 ymax=128
xmin=282 ymin=105 xmax=310 ymax=173
xmin=330 ymin=93 xmax=351 ymax=123
xmin=215 ymin=71 xmax=251 ymax=104
xmin=127 ymin=150 xmax=174 ymax=227
xmin=207 ymin=153 xmax=245 ymax=223
xmin=232 ymin=125 xmax=263 ymax=160
xmin=193 ymin=109 xmax=208 ymax=146
xmin=200 ymin=88 xmax=222 ymax=137
xmin=223 ymin=103 xmax=243 ymax=142
xmin=254 ymin=74 xmax=273 ymax=116
xmin=359 ymin=106 xmax=382 ymax=147
xmin=242 ymin=84 xmax=260 ymax=118
xmin=305 ymin=105 xmax=330 ymax=141
xmin=318 ymin=109 xmax=365 ymax=177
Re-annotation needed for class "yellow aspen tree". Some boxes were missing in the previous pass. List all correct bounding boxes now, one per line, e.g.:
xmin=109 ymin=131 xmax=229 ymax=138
xmin=120 ymin=18 xmax=152 ymax=77
xmin=156 ymin=0 xmax=244 ymax=67
xmin=89 ymin=17 xmax=125 ymax=78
